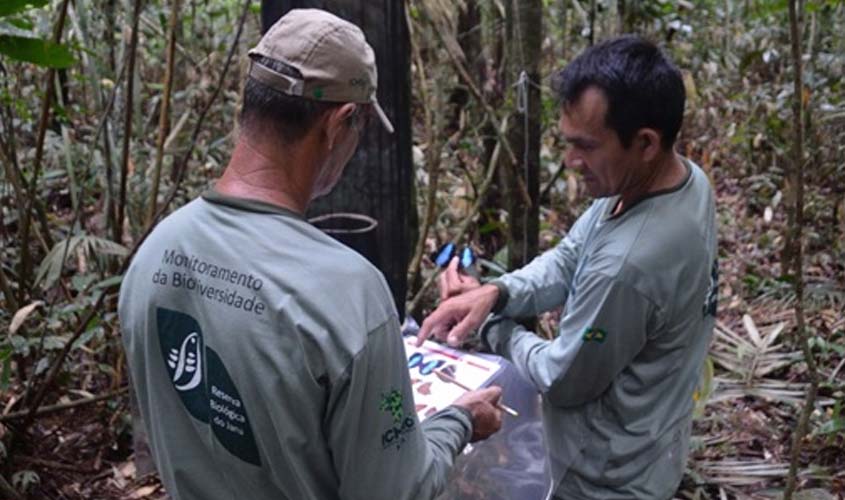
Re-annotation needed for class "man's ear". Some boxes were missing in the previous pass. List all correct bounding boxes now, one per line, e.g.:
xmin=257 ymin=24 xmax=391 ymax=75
xmin=636 ymin=128 xmax=662 ymax=163
xmin=324 ymin=103 xmax=357 ymax=150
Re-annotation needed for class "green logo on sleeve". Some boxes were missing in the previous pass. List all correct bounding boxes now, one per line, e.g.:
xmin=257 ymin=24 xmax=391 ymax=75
xmin=379 ymin=389 xmax=416 ymax=450
xmin=379 ymin=390 xmax=405 ymax=424
xmin=582 ymin=327 xmax=607 ymax=343
xmin=702 ymin=258 xmax=719 ymax=317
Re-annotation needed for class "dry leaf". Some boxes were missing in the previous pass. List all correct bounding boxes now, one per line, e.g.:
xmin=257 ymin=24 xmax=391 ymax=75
xmin=9 ymin=301 xmax=45 ymax=336
xmin=118 ymin=460 xmax=136 ymax=480
xmin=129 ymin=485 xmax=158 ymax=498
xmin=742 ymin=314 xmax=762 ymax=346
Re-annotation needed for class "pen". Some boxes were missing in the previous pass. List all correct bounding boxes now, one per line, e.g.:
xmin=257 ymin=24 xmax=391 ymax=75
xmin=434 ymin=368 xmax=519 ymax=417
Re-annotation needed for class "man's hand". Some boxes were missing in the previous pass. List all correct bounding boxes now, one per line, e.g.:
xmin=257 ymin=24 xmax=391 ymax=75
xmin=439 ymin=256 xmax=481 ymax=300
xmin=452 ymin=386 xmax=503 ymax=442
xmin=416 ymin=280 xmax=499 ymax=347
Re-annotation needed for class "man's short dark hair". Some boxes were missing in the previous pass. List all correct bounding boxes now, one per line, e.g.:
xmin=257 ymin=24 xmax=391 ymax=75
xmin=552 ymin=35 xmax=685 ymax=150
xmin=240 ymin=56 xmax=339 ymax=143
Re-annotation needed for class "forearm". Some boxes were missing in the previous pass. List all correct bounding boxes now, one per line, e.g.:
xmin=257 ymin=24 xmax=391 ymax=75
xmin=408 ymin=406 xmax=473 ymax=499
xmin=492 ymin=241 xmax=578 ymax=318
xmin=481 ymin=316 xmax=580 ymax=398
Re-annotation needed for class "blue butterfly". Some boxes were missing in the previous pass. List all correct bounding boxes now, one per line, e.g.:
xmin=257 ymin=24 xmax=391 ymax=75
xmin=408 ymin=352 xmax=446 ymax=375
xmin=431 ymin=243 xmax=476 ymax=269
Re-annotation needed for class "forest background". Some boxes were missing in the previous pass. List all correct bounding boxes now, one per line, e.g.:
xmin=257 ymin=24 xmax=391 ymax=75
xmin=0 ymin=0 xmax=843 ymax=498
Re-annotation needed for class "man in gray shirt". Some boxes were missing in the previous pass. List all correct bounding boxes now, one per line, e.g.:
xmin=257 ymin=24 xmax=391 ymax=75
xmin=119 ymin=9 xmax=502 ymax=500
xmin=418 ymin=36 xmax=718 ymax=498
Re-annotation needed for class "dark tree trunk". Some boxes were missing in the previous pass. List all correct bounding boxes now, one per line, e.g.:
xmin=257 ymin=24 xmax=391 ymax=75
xmin=477 ymin=2 xmax=510 ymax=257
xmin=262 ymin=0 xmax=413 ymax=320
xmin=447 ymin=0 xmax=482 ymax=136
xmin=617 ymin=0 xmax=626 ymax=33
xmin=505 ymin=0 xmax=542 ymax=270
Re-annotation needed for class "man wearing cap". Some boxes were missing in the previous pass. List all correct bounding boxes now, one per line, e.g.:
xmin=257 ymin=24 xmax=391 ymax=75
xmin=119 ymin=9 xmax=502 ymax=500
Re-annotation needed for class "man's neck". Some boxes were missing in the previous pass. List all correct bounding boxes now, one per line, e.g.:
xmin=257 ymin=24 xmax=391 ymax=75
xmin=613 ymin=153 xmax=687 ymax=216
xmin=215 ymin=136 xmax=315 ymax=215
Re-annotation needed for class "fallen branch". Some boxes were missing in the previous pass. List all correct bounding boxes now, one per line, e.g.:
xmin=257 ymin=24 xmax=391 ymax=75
xmin=1 ymin=386 xmax=128 ymax=423
xmin=17 ymin=456 xmax=97 ymax=474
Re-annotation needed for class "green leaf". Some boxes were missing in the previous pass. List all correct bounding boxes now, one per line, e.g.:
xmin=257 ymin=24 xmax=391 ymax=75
xmin=34 ymin=356 xmax=49 ymax=375
xmin=92 ymin=274 xmax=123 ymax=291
xmin=0 ymin=0 xmax=48 ymax=18
xmin=12 ymin=470 xmax=40 ymax=492
xmin=43 ymin=335 xmax=68 ymax=350
xmin=36 ymin=234 xmax=128 ymax=290
xmin=478 ymin=220 xmax=502 ymax=235
xmin=0 ymin=346 xmax=11 ymax=391
xmin=0 ymin=35 xmax=76 ymax=68
xmin=73 ymin=326 xmax=101 ymax=349
xmin=9 ymin=334 xmax=28 ymax=355
xmin=71 ymin=274 xmax=96 ymax=292
xmin=816 ymin=417 xmax=845 ymax=436
xmin=5 ymin=16 xmax=34 ymax=30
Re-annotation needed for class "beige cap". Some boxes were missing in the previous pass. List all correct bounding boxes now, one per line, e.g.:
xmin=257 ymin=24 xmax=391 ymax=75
xmin=248 ymin=9 xmax=394 ymax=134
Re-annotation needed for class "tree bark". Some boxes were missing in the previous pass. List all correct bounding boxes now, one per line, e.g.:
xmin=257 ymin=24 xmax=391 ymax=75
xmin=504 ymin=0 xmax=542 ymax=270
xmin=783 ymin=0 xmax=819 ymax=497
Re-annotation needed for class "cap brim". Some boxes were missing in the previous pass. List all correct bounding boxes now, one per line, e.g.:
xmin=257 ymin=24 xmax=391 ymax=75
xmin=371 ymin=97 xmax=394 ymax=134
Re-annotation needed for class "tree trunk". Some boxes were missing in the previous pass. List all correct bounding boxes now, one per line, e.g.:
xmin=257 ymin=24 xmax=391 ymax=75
xmin=504 ymin=0 xmax=542 ymax=270
xmin=262 ymin=0 xmax=413 ymax=320
xmin=477 ymin=1 xmax=509 ymax=257
xmin=783 ymin=0 xmax=819 ymax=496
xmin=617 ymin=0 xmax=626 ymax=33
xmin=560 ymin=0 xmax=569 ymax=60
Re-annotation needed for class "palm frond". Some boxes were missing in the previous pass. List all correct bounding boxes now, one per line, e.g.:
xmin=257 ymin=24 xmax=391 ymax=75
xmin=36 ymin=233 xmax=128 ymax=289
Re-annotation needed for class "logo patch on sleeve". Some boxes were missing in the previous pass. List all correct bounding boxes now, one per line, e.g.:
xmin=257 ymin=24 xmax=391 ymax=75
xmin=379 ymin=389 xmax=416 ymax=450
xmin=702 ymin=259 xmax=719 ymax=317
xmin=582 ymin=327 xmax=607 ymax=343
xmin=157 ymin=307 xmax=261 ymax=466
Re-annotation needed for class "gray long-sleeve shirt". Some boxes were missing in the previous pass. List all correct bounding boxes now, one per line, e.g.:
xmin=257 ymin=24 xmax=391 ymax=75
xmin=484 ymin=159 xmax=717 ymax=499
xmin=119 ymin=191 xmax=472 ymax=500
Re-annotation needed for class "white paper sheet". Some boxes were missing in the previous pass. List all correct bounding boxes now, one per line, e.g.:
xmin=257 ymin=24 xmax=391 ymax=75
xmin=402 ymin=336 xmax=502 ymax=421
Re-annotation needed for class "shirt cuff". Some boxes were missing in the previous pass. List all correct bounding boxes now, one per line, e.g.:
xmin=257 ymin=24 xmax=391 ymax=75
xmin=489 ymin=280 xmax=510 ymax=314
xmin=440 ymin=405 xmax=473 ymax=445
xmin=479 ymin=314 xmax=519 ymax=356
